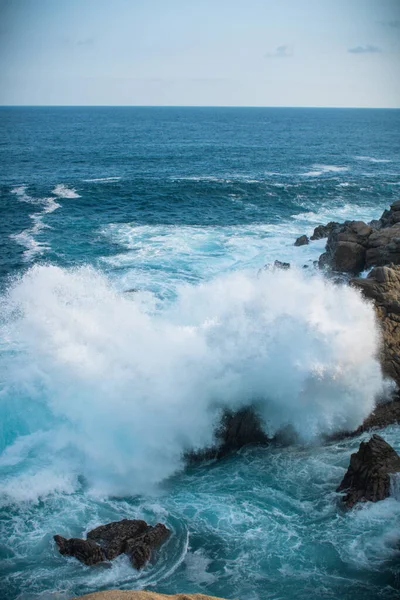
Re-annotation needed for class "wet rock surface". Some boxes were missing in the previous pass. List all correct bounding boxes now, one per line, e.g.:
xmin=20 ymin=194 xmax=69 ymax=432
xmin=54 ymin=519 xmax=170 ymax=569
xmin=294 ymin=234 xmax=309 ymax=246
xmin=337 ymin=434 xmax=400 ymax=508
xmin=351 ymin=265 xmax=400 ymax=386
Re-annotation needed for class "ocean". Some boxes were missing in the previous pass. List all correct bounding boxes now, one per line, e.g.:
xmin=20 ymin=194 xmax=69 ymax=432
xmin=0 ymin=106 xmax=400 ymax=600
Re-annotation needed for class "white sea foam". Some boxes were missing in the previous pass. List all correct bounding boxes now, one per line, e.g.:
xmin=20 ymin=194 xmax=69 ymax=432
xmin=10 ymin=186 xmax=60 ymax=260
xmin=52 ymin=184 xmax=81 ymax=198
xmin=302 ymin=165 xmax=349 ymax=177
xmin=355 ymin=156 xmax=391 ymax=164
xmin=0 ymin=264 xmax=385 ymax=500
xmin=83 ymin=177 xmax=122 ymax=183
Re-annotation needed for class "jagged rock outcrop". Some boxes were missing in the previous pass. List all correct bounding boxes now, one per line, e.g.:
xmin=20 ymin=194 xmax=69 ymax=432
xmin=310 ymin=221 xmax=340 ymax=241
xmin=365 ymin=224 xmax=400 ymax=268
xmin=126 ymin=524 xmax=170 ymax=570
xmin=186 ymin=406 xmax=270 ymax=462
xmin=54 ymin=519 xmax=170 ymax=569
xmin=87 ymin=519 xmax=149 ymax=560
xmin=351 ymin=265 xmax=400 ymax=386
xmin=317 ymin=201 xmax=400 ymax=275
xmin=337 ymin=434 xmax=400 ymax=508
xmin=319 ymin=220 xmax=372 ymax=274
xmin=53 ymin=535 xmax=105 ymax=565
xmin=77 ymin=592 xmax=227 ymax=600
xmin=294 ymin=234 xmax=309 ymax=246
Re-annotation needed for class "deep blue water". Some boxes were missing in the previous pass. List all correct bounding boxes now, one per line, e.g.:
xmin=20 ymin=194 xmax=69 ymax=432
xmin=0 ymin=107 xmax=400 ymax=600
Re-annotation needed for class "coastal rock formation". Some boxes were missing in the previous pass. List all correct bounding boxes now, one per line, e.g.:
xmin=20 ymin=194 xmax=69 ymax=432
xmin=77 ymin=592 xmax=227 ymax=600
xmin=54 ymin=519 xmax=170 ymax=569
xmin=337 ymin=434 xmax=400 ymax=508
xmin=294 ymin=234 xmax=309 ymax=246
xmin=53 ymin=535 xmax=105 ymax=565
xmin=351 ymin=265 xmax=400 ymax=385
xmin=87 ymin=519 xmax=149 ymax=560
xmin=316 ymin=201 xmax=400 ymax=275
xmin=186 ymin=406 xmax=270 ymax=462
xmin=310 ymin=221 xmax=340 ymax=241
xmin=319 ymin=220 xmax=372 ymax=274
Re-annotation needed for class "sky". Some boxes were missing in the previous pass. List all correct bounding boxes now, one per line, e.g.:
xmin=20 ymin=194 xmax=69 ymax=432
xmin=0 ymin=0 xmax=399 ymax=107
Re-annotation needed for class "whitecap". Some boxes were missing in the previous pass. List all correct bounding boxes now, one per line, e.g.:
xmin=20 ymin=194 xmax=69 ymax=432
xmin=52 ymin=184 xmax=81 ymax=199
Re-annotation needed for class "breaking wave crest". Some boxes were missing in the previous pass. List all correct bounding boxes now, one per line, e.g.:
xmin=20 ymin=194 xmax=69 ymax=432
xmin=0 ymin=265 xmax=385 ymax=500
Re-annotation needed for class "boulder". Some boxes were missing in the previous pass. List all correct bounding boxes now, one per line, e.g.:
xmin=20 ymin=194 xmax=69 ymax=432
xmin=351 ymin=265 xmax=400 ymax=386
xmin=337 ymin=434 xmax=400 ymax=508
xmin=365 ymin=224 xmax=400 ymax=267
xmin=87 ymin=519 xmax=148 ymax=560
xmin=126 ymin=524 xmax=170 ymax=570
xmin=294 ymin=234 xmax=309 ymax=247
xmin=54 ymin=519 xmax=170 ymax=570
xmin=319 ymin=221 xmax=372 ymax=274
xmin=310 ymin=221 xmax=340 ymax=241
xmin=378 ymin=200 xmax=400 ymax=228
xmin=53 ymin=535 xmax=105 ymax=565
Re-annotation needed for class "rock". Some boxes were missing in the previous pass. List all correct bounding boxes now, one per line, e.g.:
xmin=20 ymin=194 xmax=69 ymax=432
xmin=87 ymin=519 xmax=148 ymax=560
xmin=365 ymin=224 xmax=400 ymax=268
xmin=53 ymin=535 xmax=105 ymax=565
xmin=126 ymin=523 xmax=170 ymax=570
xmin=294 ymin=234 xmax=309 ymax=247
xmin=328 ymin=397 xmax=400 ymax=441
xmin=337 ymin=434 xmax=400 ymax=508
xmin=77 ymin=591 xmax=227 ymax=600
xmin=351 ymin=265 xmax=400 ymax=386
xmin=216 ymin=407 xmax=270 ymax=456
xmin=310 ymin=221 xmax=340 ymax=241
xmin=319 ymin=220 xmax=372 ymax=274
xmin=55 ymin=520 xmax=170 ymax=569
xmin=378 ymin=200 xmax=400 ymax=228
xmin=274 ymin=260 xmax=290 ymax=270
xmin=186 ymin=406 xmax=270 ymax=462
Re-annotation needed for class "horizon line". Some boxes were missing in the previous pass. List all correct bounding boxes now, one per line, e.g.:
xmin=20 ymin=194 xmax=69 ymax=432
xmin=0 ymin=104 xmax=399 ymax=110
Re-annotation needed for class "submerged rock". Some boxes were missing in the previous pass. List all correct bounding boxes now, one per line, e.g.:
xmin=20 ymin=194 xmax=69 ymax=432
xmin=294 ymin=234 xmax=309 ymax=246
xmin=337 ymin=434 xmax=400 ymax=508
xmin=54 ymin=519 xmax=170 ymax=569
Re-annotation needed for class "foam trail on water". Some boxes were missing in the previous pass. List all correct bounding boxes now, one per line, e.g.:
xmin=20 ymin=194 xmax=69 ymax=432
xmin=0 ymin=265 xmax=385 ymax=500
xmin=10 ymin=186 xmax=61 ymax=260
xmin=52 ymin=184 xmax=81 ymax=198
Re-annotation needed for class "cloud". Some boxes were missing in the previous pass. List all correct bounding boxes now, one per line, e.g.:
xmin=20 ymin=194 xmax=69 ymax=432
xmin=348 ymin=44 xmax=382 ymax=54
xmin=379 ymin=20 xmax=400 ymax=28
xmin=265 ymin=45 xmax=293 ymax=59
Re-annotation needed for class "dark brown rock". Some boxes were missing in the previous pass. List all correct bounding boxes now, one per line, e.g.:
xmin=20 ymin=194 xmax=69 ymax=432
xmin=311 ymin=221 xmax=340 ymax=241
xmin=319 ymin=221 xmax=372 ymax=274
xmin=54 ymin=535 xmax=105 ymax=565
xmin=351 ymin=265 xmax=400 ymax=386
xmin=126 ymin=524 xmax=170 ymax=570
xmin=55 ymin=519 xmax=170 ymax=570
xmin=87 ymin=519 xmax=148 ymax=560
xmin=365 ymin=224 xmax=400 ymax=268
xmin=294 ymin=234 xmax=309 ymax=247
xmin=337 ymin=434 xmax=400 ymax=508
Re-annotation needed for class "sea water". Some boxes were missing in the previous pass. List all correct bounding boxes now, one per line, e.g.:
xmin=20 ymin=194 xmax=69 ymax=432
xmin=0 ymin=107 xmax=400 ymax=599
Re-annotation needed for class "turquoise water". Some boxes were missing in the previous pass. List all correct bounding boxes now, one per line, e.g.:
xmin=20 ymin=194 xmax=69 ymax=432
xmin=0 ymin=107 xmax=400 ymax=599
